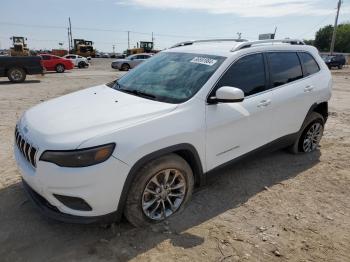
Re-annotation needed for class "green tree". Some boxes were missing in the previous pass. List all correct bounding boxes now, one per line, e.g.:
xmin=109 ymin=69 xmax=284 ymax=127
xmin=314 ymin=23 xmax=350 ymax=53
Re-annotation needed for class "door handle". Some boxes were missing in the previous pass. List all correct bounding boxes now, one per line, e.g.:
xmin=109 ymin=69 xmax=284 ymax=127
xmin=304 ymin=85 xmax=314 ymax=92
xmin=257 ymin=99 xmax=271 ymax=108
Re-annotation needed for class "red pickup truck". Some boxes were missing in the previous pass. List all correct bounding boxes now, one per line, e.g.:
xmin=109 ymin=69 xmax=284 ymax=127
xmin=39 ymin=54 xmax=74 ymax=73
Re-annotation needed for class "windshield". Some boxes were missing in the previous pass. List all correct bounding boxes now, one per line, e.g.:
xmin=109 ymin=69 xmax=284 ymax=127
xmin=113 ymin=52 xmax=225 ymax=103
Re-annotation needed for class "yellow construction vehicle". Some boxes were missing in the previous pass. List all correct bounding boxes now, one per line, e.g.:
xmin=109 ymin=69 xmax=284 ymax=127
xmin=10 ymin=37 xmax=29 ymax=56
xmin=72 ymin=39 xmax=95 ymax=57
xmin=126 ymin=41 xmax=158 ymax=56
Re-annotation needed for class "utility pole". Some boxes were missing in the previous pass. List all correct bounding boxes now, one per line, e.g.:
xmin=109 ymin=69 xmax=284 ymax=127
xmin=67 ymin=27 xmax=71 ymax=51
xmin=69 ymin=17 xmax=73 ymax=52
xmin=273 ymin=26 xmax=277 ymax=39
xmin=330 ymin=0 xmax=341 ymax=55
xmin=152 ymin=32 xmax=155 ymax=49
xmin=127 ymin=31 xmax=130 ymax=49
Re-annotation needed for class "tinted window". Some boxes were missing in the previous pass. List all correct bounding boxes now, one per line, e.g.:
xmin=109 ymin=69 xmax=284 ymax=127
xmin=267 ymin=52 xmax=303 ymax=87
xmin=42 ymin=55 xmax=51 ymax=60
xmin=299 ymin=52 xmax=320 ymax=76
xmin=215 ymin=53 xmax=266 ymax=96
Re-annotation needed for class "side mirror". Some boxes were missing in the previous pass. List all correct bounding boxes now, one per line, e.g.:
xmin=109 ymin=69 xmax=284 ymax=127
xmin=209 ymin=86 xmax=244 ymax=104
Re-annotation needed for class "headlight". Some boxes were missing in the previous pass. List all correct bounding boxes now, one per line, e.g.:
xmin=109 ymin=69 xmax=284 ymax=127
xmin=40 ymin=143 xmax=116 ymax=167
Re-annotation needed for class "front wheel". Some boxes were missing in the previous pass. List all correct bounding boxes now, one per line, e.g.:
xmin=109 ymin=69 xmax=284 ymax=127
xmin=124 ymin=154 xmax=194 ymax=227
xmin=289 ymin=112 xmax=324 ymax=154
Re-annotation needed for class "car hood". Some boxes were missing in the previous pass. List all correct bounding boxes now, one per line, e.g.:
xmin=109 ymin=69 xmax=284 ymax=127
xmin=19 ymin=85 xmax=177 ymax=149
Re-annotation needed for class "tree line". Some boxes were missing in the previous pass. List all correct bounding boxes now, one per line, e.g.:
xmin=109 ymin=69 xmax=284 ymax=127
xmin=304 ymin=23 xmax=350 ymax=53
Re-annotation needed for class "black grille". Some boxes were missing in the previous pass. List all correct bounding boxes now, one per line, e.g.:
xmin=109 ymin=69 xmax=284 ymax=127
xmin=15 ymin=127 xmax=37 ymax=168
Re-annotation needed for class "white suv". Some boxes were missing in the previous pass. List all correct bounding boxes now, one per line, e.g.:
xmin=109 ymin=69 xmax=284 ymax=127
xmin=15 ymin=39 xmax=332 ymax=226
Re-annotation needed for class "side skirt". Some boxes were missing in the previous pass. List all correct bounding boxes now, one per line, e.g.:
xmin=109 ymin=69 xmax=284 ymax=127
xmin=204 ymin=132 xmax=298 ymax=178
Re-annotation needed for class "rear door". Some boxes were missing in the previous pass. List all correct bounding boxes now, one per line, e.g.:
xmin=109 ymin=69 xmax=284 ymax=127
xmin=205 ymin=53 xmax=274 ymax=170
xmin=267 ymin=52 xmax=310 ymax=140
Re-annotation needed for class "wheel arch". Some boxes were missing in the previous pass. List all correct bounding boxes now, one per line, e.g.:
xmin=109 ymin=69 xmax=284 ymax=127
xmin=115 ymin=143 xmax=204 ymax=221
xmin=312 ymin=102 xmax=328 ymax=122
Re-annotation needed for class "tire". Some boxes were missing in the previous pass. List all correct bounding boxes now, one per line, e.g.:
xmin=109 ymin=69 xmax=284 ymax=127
xmin=124 ymin=154 xmax=194 ymax=227
xmin=289 ymin=112 xmax=325 ymax=154
xmin=78 ymin=61 xmax=86 ymax=68
xmin=55 ymin=64 xmax=65 ymax=73
xmin=7 ymin=67 xmax=26 ymax=83
xmin=121 ymin=63 xmax=130 ymax=71
xmin=338 ymin=65 xmax=343 ymax=69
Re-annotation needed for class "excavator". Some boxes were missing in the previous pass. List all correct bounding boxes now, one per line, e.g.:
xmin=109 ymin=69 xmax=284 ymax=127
xmin=72 ymin=39 xmax=96 ymax=57
xmin=10 ymin=36 xmax=29 ymax=56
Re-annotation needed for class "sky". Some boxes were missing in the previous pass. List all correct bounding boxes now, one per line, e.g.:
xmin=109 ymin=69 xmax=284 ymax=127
xmin=0 ymin=0 xmax=349 ymax=52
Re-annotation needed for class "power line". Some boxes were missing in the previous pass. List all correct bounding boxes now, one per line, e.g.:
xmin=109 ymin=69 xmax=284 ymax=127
xmin=0 ymin=21 xmax=235 ymax=40
xmin=297 ymin=13 xmax=334 ymax=38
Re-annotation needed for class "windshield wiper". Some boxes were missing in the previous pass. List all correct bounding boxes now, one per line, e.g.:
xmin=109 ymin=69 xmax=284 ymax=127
xmin=118 ymin=88 xmax=157 ymax=100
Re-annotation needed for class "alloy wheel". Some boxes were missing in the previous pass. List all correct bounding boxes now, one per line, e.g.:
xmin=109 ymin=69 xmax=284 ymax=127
xmin=142 ymin=169 xmax=186 ymax=221
xmin=302 ymin=122 xmax=323 ymax=152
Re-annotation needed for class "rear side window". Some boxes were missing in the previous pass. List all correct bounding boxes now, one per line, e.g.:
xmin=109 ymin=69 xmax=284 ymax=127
xmin=299 ymin=52 xmax=320 ymax=76
xmin=215 ymin=53 xmax=266 ymax=96
xmin=267 ymin=52 xmax=303 ymax=87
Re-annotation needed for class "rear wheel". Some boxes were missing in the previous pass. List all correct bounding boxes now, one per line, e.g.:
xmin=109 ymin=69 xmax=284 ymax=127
xmin=289 ymin=112 xmax=324 ymax=154
xmin=78 ymin=61 xmax=86 ymax=68
xmin=124 ymin=154 xmax=194 ymax=227
xmin=55 ymin=64 xmax=65 ymax=73
xmin=7 ymin=67 xmax=26 ymax=83
xmin=338 ymin=65 xmax=343 ymax=69
xmin=121 ymin=63 xmax=130 ymax=71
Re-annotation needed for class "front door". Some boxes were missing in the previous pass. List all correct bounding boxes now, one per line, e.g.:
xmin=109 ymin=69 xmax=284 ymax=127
xmin=205 ymin=53 xmax=274 ymax=171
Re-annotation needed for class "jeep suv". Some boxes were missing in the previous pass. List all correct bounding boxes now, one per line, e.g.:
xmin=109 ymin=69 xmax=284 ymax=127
xmin=15 ymin=39 xmax=332 ymax=226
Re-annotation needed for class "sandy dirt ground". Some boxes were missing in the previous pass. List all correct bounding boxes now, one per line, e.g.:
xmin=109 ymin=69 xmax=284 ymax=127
xmin=0 ymin=59 xmax=349 ymax=262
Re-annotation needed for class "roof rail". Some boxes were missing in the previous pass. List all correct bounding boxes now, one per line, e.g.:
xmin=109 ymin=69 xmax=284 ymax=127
xmin=170 ymin=38 xmax=247 ymax=48
xmin=231 ymin=39 xmax=305 ymax=52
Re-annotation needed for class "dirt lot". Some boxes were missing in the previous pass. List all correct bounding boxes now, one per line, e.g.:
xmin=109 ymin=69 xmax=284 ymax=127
xmin=0 ymin=59 xmax=349 ymax=262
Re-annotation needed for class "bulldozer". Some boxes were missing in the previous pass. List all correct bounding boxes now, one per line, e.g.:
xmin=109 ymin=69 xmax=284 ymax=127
xmin=10 ymin=36 xmax=29 ymax=56
xmin=126 ymin=41 xmax=158 ymax=56
xmin=72 ymin=39 xmax=95 ymax=57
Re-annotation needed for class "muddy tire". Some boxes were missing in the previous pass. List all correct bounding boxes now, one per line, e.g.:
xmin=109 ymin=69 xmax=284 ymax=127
xmin=289 ymin=112 xmax=325 ymax=154
xmin=124 ymin=154 xmax=194 ymax=227
xmin=7 ymin=67 xmax=26 ymax=83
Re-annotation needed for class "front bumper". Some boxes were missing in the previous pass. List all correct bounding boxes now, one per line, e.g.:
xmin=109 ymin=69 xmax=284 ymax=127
xmin=15 ymin=145 xmax=130 ymax=223
xmin=22 ymin=179 xmax=119 ymax=224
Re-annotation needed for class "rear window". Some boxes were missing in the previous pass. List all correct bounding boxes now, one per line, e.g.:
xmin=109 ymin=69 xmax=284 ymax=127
xmin=267 ymin=52 xmax=303 ymax=87
xmin=299 ymin=52 xmax=320 ymax=76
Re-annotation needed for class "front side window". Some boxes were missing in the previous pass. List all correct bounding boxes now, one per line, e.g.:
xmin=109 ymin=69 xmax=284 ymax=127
xmin=113 ymin=52 xmax=225 ymax=103
xmin=215 ymin=53 xmax=266 ymax=97
xmin=299 ymin=52 xmax=320 ymax=76
xmin=42 ymin=55 xmax=51 ymax=60
xmin=267 ymin=52 xmax=303 ymax=87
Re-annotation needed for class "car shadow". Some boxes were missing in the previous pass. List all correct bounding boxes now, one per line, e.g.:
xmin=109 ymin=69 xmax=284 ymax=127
xmin=0 ymin=148 xmax=321 ymax=261
xmin=0 ymin=80 xmax=41 ymax=85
